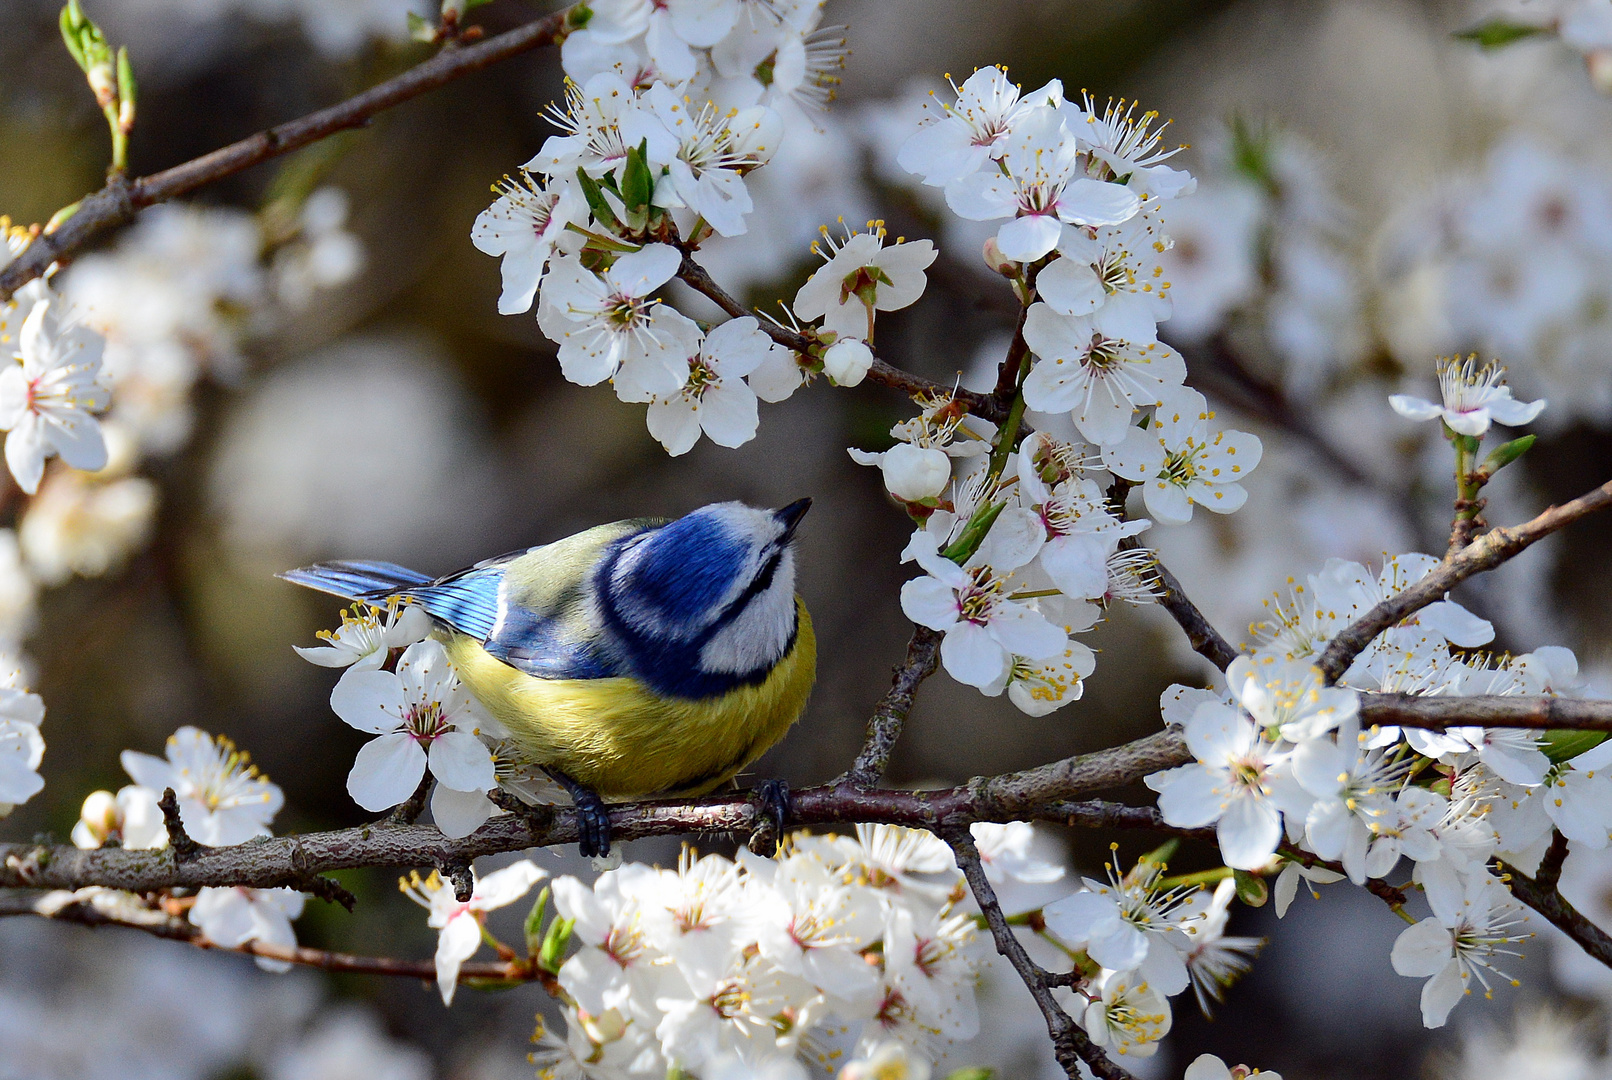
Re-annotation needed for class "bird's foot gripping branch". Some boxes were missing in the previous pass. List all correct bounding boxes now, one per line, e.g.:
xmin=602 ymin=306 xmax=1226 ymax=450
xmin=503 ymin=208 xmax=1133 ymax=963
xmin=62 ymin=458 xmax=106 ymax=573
xmin=5 ymin=3 xmax=1612 ymax=1079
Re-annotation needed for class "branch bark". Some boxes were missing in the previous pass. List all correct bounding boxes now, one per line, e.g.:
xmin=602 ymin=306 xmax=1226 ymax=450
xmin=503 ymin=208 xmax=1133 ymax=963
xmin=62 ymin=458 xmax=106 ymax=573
xmin=0 ymin=7 xmax=573 ymax=302
xmin=947 ymin=828 xmax=1136 ymax=1080
xmin=1507 ymin=857 xmax=1612 ymax=969
xmin=1359 ymin=694 xmax=1612 ymax=732
xmin=840 ymin=626 xmax=942 ymax=786
xmin=1316 ymin=478 xmax=1612 ymax=683
xmin=1146 ymin=551 xmax=1239 ymax=672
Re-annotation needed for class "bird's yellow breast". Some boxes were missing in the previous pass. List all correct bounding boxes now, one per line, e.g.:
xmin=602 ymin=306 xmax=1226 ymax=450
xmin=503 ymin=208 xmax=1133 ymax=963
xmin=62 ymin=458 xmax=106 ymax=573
xmin=441 ymin=599 xmax=816 ymax=798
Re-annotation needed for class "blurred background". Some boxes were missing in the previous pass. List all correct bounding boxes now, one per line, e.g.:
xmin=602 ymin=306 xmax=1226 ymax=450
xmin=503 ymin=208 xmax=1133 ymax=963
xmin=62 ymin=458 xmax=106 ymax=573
xmin=3 ymin=0 xmax=1612 ymax=1076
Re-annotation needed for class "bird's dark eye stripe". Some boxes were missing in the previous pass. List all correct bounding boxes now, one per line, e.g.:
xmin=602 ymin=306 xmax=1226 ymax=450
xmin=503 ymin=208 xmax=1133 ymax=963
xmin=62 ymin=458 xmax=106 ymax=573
xmin=709 ymin=549 xmax=784 ymax=632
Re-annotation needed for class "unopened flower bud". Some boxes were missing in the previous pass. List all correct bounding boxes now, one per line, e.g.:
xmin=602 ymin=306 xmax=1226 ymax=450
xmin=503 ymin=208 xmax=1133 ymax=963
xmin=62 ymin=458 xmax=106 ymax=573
xmin=1589 ymin=50 xmax=1612 ymax=95
xmin=822 ymin=338 xmax=873 ymax=387
xmin=87 ymin=62 xmax=116 ymax=108
xmin=880 ymin=443 xmax=951 ymax=502
xmin=578 ymin=1007 xmax=628 ymax=1045
xmin=983 ymin=236 xmax=1019 ymax=277
xmin=73 ymin=790 xmax=119 ymax=848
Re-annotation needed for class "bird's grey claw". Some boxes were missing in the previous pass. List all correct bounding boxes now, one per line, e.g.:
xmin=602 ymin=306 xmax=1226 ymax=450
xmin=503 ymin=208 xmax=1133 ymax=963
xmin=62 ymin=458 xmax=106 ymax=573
xmin=544 ymin=767 xmax=612 ymax=859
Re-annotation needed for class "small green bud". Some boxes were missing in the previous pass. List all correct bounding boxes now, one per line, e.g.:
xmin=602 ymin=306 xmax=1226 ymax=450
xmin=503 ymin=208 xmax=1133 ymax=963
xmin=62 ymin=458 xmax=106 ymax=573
xmin=407 ymin=11 xmax=436 ymax=41
xmin=1480 ymin=434 xmax=1535 ymax=477
xmin=945 ymin=1069 xmax=994 ymax=1080
xmin=522 ymin=885 xmax=550 ymax=959
xmin=537 ymin=915 xmax=575 ymax=974
xmin=1233 ymin=868 xmax=1268 ymax=908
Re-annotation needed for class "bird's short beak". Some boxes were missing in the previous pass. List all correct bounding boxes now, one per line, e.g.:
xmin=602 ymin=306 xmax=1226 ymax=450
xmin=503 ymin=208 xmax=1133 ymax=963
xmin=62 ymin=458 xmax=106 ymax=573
xmin=775 ymin=497 xmax=812 ymax=542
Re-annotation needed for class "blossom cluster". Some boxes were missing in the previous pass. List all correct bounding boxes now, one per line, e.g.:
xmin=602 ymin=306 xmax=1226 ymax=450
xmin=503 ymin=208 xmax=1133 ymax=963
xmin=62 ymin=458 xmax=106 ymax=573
xmin=1137 ymin=517 xmax=1604 ymax=1029
xmin=65 ymin=725 xmax=306 ymax=969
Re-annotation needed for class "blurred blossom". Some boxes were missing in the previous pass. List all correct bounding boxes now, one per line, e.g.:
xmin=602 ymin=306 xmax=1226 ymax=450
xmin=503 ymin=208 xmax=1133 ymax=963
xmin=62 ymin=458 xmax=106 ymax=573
xmin=93 ymin=0 xmax=430 ymax=59
xmin=265 ymin=1007 xmax=433 ymax=1080
xmin=207 ymin=338 xmax=501 ymax=564
xmin=1154 ymin=182 xmax=1263 ymax=340
xmin=272 ymin=188 xmax=366 ymax=310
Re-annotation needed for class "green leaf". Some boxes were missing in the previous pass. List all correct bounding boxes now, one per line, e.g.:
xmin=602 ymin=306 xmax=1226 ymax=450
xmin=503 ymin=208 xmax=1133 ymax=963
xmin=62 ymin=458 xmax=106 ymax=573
xmin=1480 ymin=433 xmax=1535 ymax=475
xmin=1233 ymin=868 xmax=1269 ymax=907
xmin=60 ymin=5 xmax=86 ymax=67
xmin=1139 ymin=839 xmax=1179 ymax=869
xmin=538 ymin=915 xmax=575 ymax=974
xmin=940 ymin=500 xmax=1006 ymax=565
xmin=1453 ymin=18 xmax=1549 ymax=50
xmin=565 ymin=2 xmax=593 ymax=30
xmin=522 ymin=885 xmax=550 ymax=959
xmin=1544 ymin=728 xmax=1608 ymax=764
xmin=574 ymin=167 xmax=619 ymax=229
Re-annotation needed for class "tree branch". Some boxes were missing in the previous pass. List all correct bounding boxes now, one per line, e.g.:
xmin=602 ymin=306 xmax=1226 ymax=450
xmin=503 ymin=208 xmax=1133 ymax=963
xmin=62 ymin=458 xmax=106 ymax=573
xmin=1316 ymin=478 xmax=1612 ymax=683
xmin=1507 ymin=857 xmax=1612 ymax=970
xmin=840 ymin=626 xmax=942 ymax=786
xmin=674 ymin=251 xmax=1009 ymax=421
xmin=1359 ymin=694 xmax=1612 ymax=732
xmin=946 ymin=828 xmax=1136 ymax=1080
xmin=1144 ymin=550 xmax=1239 ymax=672
xmin=0 ymin=7 xmax=575 ymax=302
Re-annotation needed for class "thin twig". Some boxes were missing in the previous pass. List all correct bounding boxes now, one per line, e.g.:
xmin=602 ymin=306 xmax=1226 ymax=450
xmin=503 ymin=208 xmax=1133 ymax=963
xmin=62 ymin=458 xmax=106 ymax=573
xmin=946 ymin=828 xmax=1136 ymax=1080
xmin=1316 ymin=478 xmax=1612 ymax=683
xmin=0 ymin=891 xmax=562 ymax=993
xmin=1142 ymin=548 xmax=1239 ymax=672
xmin=840 ymin=626 xmax=942 ymax=786
xmin=674 ymin=251 xmax=1008 ymax=421
xmin=0 ymin=7 xmax=574 ymax=302
xmin=157 ymin=788 xmax=202 ymax=863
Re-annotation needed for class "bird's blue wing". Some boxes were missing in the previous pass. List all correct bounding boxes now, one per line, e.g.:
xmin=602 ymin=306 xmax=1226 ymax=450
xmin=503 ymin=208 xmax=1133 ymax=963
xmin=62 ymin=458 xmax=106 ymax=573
xmin=401 ymin=567 xmax=507 ymax=642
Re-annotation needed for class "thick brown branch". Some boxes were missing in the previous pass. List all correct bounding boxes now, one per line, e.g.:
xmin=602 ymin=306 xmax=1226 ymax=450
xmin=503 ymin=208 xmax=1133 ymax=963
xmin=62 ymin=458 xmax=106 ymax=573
xmin=0 ymin=891 xmax=560 ymax=991
xmin=947 ymin=829 xmax=1136 ymax=1080
xmin=1317 ymin=479 xmax=1612 ymax=683
xmin=0 ymin=8 xmax=572 ymax=302
xmin=674 ymin=252 xmax=1008 ymax=421
xmin=841 ymin=626 xmax=942 ymax=786
xmin=1360 ymin=694 xmax=1612 ymax=732
xmin=0 ymin=733 xmax=1194 ymax=893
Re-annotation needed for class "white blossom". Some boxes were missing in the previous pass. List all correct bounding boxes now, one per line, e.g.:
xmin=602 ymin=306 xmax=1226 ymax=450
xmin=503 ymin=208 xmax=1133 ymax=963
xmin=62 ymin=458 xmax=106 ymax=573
xmin=793 ymin=222 xmax=936 ymax=342
xmin=1101 ymin=386 xmax=1262 ymax=524
xmin=190 ymin=887 xmax=306 ymax=973
xmin=120 ymin=726 xmax=283 ymax=845
xmin=538 ymin=244 xmax=695 ymax=394
xmin=71 ymin=785 xmax=165 ymax=850
xmin=401 ymin=860 xmax=547 ymax=1005
xmin=1390 ymin=872 xmax=1531 ymax=1028
xmin=0 ymin=300 xmax=110 ymax=495
xmin=897 ymin=66 xmax=1063 ymax=187
xmin=1389 ymin=356 xmax=1545 ymax=437
xmin=1044 ymin=856 xmax=1198 ymax=995
xmin=1080 ymin=969 xmax=1172 ymax=1058
xmin=472 ymin=172 xmax=585 ymax=315
xmin=1021 ymin=302 xmax=1187 ymax=446
xmin=646 ymin=316 xmax=781 ymax=455
xmin=329 ymin=639 xmax=497 ymax=823
xmin=293 ymin=602 xmax=433 ymax=671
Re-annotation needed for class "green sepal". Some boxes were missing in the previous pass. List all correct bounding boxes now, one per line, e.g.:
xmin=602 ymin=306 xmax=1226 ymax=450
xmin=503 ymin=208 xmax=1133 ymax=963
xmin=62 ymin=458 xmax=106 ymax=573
xmin=1139 ymin=839 xmax=1179 ymax=869
xmin=522 ymin=885 xmax=550 ymax=959
xmin=1481 ymin=434 xmax=1535 ymax=475
xmin=565 ymin=2 xmax=594 ymax=31
xmin=406 ymin=11 xmax=436 ymax=40
xmin=116 ymin=46 xmax=135 ymax=113
xmin=1453 ymin=18 xmax=1549 ymax=49
xmin=574 ymin=167 xmax=620 ymax=230
xmin=941 ymin=500 xmax=1006 ymax=565
xmin=538 ymin=915 xmax=575 ymax=974
xmin=1233 ymin=868 xmax=1269 ymax=908
xmin=1543 ymin=728 xmax=1609 ymax=765
xmin=945 ymin=1069 xmax=994 ymax=1080
xmin=621 ymin=138 xmax=654 ymax=215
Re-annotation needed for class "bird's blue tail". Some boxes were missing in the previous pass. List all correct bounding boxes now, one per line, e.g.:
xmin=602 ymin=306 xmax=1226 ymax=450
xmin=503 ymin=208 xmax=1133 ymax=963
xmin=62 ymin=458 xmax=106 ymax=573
xmin=278 ymin=560 xmax=433 ymax=601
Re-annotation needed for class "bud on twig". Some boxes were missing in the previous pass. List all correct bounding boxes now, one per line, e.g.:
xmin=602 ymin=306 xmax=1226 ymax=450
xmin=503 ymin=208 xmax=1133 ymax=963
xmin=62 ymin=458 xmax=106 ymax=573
xmin=59 ymin=1 xmax=134 ymax=174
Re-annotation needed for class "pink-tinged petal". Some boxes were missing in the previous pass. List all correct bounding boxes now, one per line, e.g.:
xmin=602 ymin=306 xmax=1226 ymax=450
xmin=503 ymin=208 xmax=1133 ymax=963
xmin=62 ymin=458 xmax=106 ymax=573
xmin=1037 ymin=256 xmax=1106 ymax=316
xmin=5 ymin=415 xmax=45 ymax=495
xmin=1388 ymin=394 xmax=1443 ymax=422
xmin=900 ymin=576 xmax=962 ymax=632
xmin=347 ymin=732 xmax=428 ymax=812
xmin=427 ymin=731 xmax=496 ymax=794
xmin=997 ymin=215 xmax=1064 ymax=262
xmin=1443 ymin=408 xmax=1491 ymax=437
xmin=1155 ymin=765 xmax=1224 ymax=828
xmin=1216 ymin=797 xmax=1282 ymax=870
xmin=940 ymin=622 xmax=1012 ymax=688
xmin=431 ymin=784 xmax=495 ymax=840
xmin=330 ymin=668 xmax=408 ymax=734
xmin=435 ymin=913 xmax=484 ymax=1005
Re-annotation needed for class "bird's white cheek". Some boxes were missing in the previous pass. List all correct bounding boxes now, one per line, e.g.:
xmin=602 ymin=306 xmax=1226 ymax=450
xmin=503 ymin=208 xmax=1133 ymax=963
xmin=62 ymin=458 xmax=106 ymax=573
xmin=699 ymin=576 xmax=796 ymax=676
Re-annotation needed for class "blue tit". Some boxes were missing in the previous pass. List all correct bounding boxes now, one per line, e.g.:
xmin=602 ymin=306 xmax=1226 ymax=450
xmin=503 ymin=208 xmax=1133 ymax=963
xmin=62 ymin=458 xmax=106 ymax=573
xmin=281 ymin=499 xmax=816 ymax=855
